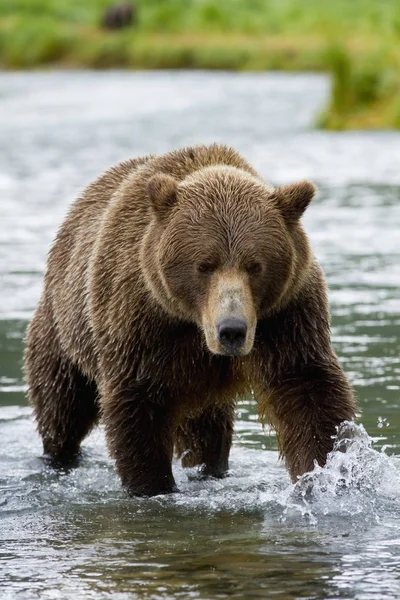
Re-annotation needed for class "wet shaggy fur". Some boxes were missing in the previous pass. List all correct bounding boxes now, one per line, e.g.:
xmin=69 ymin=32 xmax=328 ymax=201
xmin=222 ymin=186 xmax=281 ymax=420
xmin=25 ymin=143 xmax=356 ymax=495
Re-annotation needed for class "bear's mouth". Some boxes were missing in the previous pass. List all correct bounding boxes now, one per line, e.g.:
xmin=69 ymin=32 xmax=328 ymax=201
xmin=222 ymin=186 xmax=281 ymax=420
xmin=216 ymin=347 xmax=251 ymax=358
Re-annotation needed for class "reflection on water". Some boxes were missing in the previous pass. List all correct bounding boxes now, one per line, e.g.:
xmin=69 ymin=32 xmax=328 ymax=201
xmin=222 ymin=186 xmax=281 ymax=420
xmin=0 ymin=71 xmax=400 ymax=599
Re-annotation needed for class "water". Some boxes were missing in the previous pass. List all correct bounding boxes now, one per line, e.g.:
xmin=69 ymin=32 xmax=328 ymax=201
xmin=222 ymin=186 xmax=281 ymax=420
xmin=1 ymin=71 xmax=400 ymax=599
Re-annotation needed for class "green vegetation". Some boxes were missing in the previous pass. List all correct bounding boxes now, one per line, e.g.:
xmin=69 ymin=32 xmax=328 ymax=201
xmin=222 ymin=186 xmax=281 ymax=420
xmin=318 ymin=46 xmax=400 ymax=130
xmin=1 ymin=0 xmax=400 ymax=129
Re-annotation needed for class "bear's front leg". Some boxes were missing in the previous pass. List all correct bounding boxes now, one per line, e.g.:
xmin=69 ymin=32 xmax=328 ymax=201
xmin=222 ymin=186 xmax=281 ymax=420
xmin=263 ymin=359 xmax=356 ymax=481
xmin=102 ymin=385 xmax=178 ymax=496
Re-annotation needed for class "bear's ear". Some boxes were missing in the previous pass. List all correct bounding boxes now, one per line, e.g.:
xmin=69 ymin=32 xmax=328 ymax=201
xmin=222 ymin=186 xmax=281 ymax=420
xmin=272 ymin=180 xmax=317 ymax=224
xmin=147 ymin=174 xmax=178 ymax=220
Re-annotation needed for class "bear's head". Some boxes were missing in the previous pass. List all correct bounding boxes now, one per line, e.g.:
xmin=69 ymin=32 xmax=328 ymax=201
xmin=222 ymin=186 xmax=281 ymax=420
xmin=141 ymin=165 xmax=315 ymax=357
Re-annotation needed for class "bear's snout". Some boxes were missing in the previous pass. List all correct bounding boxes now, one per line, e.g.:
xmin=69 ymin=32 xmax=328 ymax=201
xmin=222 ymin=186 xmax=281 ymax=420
xmin=217 ymin=317 xmax=247 ymax=355
xmin=201 ymin=269 xmax=257 ymax=356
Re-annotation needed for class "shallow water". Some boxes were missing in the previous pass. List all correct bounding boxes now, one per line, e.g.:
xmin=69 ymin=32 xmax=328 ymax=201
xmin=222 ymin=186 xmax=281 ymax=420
xmin=1 ymin=71 xmax=400 ymax=599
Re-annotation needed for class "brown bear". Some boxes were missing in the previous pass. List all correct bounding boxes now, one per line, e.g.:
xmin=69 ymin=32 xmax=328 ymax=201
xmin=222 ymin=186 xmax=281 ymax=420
xmin=24 ymin=143 xmax=356 ymax=496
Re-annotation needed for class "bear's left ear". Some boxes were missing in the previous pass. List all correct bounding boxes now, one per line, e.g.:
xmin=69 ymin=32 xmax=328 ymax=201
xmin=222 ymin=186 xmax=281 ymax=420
xmin=147 ymin=173 xmax=178 ymax=220
xmin=272 ymin=180 xmax=317 ymax=224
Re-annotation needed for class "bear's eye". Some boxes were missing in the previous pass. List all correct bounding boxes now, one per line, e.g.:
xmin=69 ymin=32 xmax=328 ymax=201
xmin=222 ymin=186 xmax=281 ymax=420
xmin=245 ymin=262 xmax=262 ymax=275
xmin=197 ymin=262 xmax=216 ymax=275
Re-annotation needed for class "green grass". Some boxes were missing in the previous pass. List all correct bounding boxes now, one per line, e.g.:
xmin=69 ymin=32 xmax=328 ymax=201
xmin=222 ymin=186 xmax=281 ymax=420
xmin=317 ymin=46 xmax=400 ymax=130
xmin=3 ymin=0 xmax=400 ymax=37
xmin=1 ymin=0 xmax=400 ymax=129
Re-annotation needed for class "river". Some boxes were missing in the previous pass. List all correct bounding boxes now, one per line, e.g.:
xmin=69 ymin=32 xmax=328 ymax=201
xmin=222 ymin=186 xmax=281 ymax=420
xmin=1 ymin=71 xmax=400 ymax=599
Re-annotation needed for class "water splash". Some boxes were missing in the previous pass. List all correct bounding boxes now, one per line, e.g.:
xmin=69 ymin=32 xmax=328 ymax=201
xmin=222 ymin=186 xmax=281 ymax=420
xmin=279 ymin=421 xmax=400 ymax=525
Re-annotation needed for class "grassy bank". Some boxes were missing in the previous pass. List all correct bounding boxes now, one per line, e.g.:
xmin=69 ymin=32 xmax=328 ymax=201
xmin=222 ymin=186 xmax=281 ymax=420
xmin=1 ymin=0 xmax=400 ymax=129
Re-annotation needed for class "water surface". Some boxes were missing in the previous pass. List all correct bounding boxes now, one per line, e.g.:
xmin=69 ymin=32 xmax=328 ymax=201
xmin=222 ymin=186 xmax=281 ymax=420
xmin=1 ymin=71 xmax=400 ymax=599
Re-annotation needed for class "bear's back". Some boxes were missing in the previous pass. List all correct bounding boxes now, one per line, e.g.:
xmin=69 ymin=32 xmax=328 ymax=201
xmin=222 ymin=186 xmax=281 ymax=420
xmin=145 ymin=143 xmax=257 ymax=182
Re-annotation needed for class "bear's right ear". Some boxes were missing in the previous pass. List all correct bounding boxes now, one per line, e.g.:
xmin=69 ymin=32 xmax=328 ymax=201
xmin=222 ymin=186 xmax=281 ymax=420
xmin=147 ymin=174 xmax=178 ymax=220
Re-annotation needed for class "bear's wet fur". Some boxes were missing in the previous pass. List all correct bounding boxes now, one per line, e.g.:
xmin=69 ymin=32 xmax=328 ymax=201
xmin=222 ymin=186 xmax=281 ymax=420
xmin=25 ymin=144 xmax=356 ymax=495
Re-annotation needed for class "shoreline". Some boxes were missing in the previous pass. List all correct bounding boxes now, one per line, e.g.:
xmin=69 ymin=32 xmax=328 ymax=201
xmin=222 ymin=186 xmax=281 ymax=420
xmin=1 ymin=30 xmax=399 ymax=130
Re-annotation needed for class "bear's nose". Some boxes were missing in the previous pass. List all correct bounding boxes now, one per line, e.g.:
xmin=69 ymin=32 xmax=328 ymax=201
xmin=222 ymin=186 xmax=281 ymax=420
xmin=217 ymin=318 xmax=247 ymax=354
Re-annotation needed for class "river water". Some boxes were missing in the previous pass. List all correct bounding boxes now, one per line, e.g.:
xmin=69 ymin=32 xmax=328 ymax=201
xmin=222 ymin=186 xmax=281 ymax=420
xmin=0 ymin=71 xmax=400 ymax=599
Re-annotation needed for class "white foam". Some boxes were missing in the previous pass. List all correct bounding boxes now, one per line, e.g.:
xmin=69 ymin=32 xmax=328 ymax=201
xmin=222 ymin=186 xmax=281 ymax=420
xmin=279 ymin=421 xmax=400 ymax=525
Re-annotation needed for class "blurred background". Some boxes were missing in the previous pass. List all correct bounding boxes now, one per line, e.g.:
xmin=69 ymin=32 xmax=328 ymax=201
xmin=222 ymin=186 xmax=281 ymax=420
xmin=1 ymin=0 xmax=400 ymax=128
xmin=1 ymin=3 xmax=400 ymax=600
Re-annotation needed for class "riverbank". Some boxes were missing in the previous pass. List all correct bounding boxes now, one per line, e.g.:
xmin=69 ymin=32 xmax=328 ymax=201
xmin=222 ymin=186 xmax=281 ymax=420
xmin=1 ymin=1 xmax=400 ymax=129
